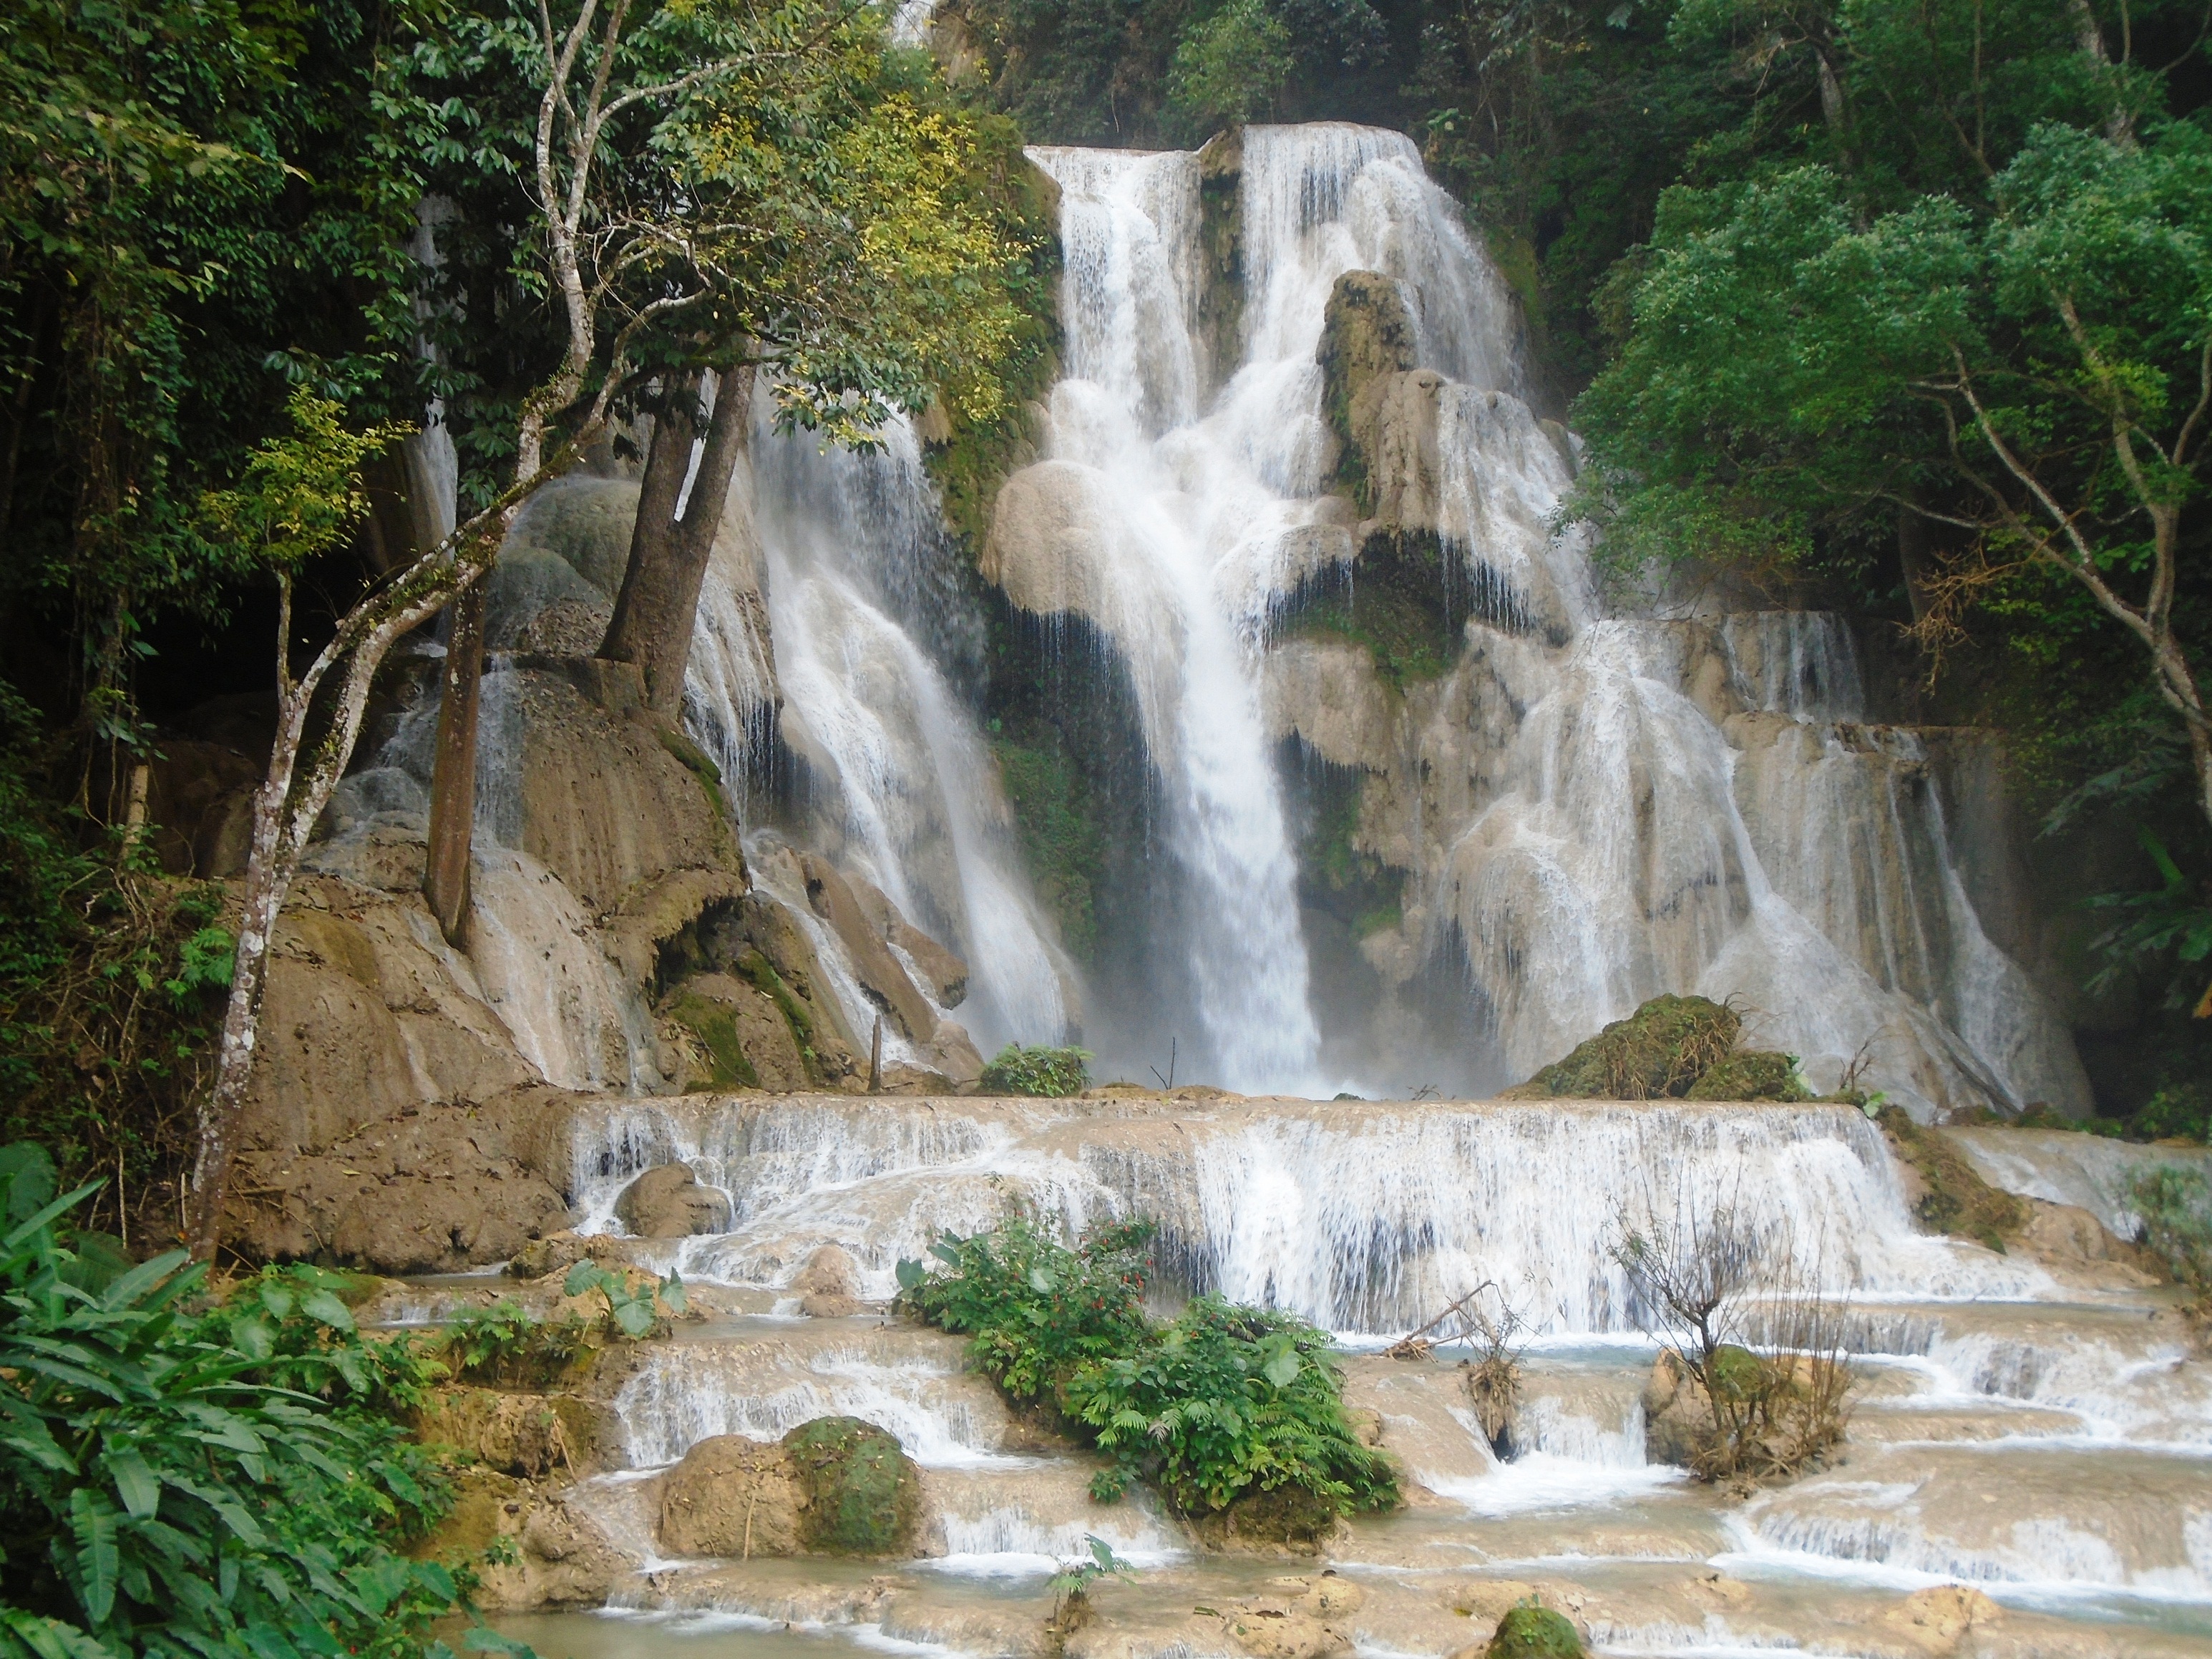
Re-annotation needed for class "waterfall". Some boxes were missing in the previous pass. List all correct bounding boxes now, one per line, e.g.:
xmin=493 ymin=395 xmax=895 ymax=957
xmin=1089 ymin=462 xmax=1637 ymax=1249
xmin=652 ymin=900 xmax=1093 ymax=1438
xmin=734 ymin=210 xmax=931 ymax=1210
xmin=678 ymin=393 xmax=1069 ymax=1054
xmin=1013 ymin=122 xmax=2086 ymax=1116
xmin=562 ymin=1095 xmax=2047 ymax=1333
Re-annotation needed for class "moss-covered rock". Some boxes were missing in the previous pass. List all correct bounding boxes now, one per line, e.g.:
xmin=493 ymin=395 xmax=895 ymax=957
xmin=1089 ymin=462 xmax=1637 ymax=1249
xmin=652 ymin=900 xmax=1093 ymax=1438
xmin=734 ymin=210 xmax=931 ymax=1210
xmin=1317 ymin=270 xmax=1418 ymax=510
xmin=1878 ymin=1105 xmax=2025 ymax=1251
xmin=1485 ymin=1605 xmax=1584 ymax=1658
xmin=1505 ymin=994 xmax=1742 ymax=1099
xmin=780 ymin=1416 xmax=922 ymax=1556
xmin=1685 ymin=1050 xmax=1811 ymax=1101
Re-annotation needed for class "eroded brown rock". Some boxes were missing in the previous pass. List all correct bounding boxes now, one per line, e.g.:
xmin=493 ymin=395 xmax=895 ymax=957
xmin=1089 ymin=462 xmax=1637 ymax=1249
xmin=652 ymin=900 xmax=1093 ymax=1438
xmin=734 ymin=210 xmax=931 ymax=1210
xmin=794 ymin=1244 xmax=867 ymax=1317
xmin=614 ymin=1162 xmax=729 ymax=1238
xmin=656 ymin=1434 xmax=811 ymax=1558
xmin=415 ymin=1467 xmax=625 ymax=1611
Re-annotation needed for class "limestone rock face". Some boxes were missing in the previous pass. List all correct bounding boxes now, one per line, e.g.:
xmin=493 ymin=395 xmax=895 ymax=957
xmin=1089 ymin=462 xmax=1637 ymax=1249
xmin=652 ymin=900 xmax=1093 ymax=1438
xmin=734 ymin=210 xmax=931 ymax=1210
xmin=656 ymin=1434 xmax=812 ymax=1558
xmin=981 ymin=460 xmax=1121 ymax=626
xmin=1350 ymin=370 xmax=1446 ymax=530
xmin=800 ymin=853 xmax=938 ymax=1042
xmin=416 ymin=1468 xmax=623 ymax=1612
xmin=226 ymin=1080 xmax=579 ymax=1273
xmin=614 ymin=1162 xmax=730 ymax=1238
xmin=657 ymin=1419 xmax=922 ymax=1559
xmin=411 ymin=1386 xmax=610 ymax=1478
xmin=508 ymin=667 xmax=733 ymax=917
xmin=663 ymin=970 xmax=811 ymax=1091
xmin=1318 ymin=270 xmax=1418 ymax=500
xmin=1211 ymin=1572 xmax=1365 ymax=1659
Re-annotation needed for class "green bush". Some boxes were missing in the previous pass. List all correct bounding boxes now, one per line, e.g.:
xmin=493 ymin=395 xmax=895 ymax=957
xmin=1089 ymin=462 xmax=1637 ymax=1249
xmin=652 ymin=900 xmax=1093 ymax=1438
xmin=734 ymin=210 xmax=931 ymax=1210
xmin=439 ymin=1298 xmax=596 ymax=1390
xmin=0 ymin=1143 xmax=522 ymax=1659
xmin=980 ymin=1043 xmax=1092 ymax=1097
xmin=899 ymin=1205 xmax=1154 ymax=1401
xmin=1066 ymin=1296 xmax=1398 ymax=1517
xmin=900 ymin=1207 xmax=1397 ymax=1523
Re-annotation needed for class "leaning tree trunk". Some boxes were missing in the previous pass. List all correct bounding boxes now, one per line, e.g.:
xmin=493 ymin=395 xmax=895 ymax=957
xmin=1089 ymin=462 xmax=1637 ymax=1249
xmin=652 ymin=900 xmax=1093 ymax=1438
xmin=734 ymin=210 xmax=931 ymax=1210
xmin=600 ymin=364 xmax=754 ymax=713
xmin=423 ymin=583 xmax=487 ymax=944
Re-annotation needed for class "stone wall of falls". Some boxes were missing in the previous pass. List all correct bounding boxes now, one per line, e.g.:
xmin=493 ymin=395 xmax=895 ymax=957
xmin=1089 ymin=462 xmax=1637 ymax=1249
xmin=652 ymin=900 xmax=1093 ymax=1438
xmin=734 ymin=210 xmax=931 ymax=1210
xmin=562 ymin=1095 xmax=2048 ymax=1336
xmin=987 ymin=121 xmax=2090 ymax=1116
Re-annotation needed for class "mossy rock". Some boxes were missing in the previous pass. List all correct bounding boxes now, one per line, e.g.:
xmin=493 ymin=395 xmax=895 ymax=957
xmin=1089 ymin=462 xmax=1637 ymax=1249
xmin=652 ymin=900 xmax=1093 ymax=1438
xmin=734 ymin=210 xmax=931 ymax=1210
xmin=1509 ymin=994 xmax=1742 ymax=1099
xmin=1705 ymin=1343 xmax=1773 ymax=1402
xmin=779 ymin=1416 xmax=921 ymax=1556
xmin=666 ymin=993 xmax=760 ymax=1089
xmin=1685 ymin=1051 xmax=1811 ymax=1102
xmin=1181 ymin=1482 xmax=1342 ymax=1553
xmin=1486 ymin=1605 xmax=1584 ymax=1658
xmin=1877 ymin=1105 xmax=2025 ymax=1252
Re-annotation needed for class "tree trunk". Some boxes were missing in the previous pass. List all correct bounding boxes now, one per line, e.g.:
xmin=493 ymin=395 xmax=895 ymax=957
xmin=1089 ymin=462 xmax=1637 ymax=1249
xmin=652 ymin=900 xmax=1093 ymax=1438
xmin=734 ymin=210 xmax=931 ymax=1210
xmin=424 ymin=583 xmax=487 ymax=945
xmin=600 ymin=364 xmax=753 ymax=714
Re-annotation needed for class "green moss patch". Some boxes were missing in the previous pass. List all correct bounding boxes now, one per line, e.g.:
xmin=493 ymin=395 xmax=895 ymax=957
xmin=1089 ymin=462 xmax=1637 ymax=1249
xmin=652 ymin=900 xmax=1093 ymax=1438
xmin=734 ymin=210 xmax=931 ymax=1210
xmin=736 ymin=946 xmax=821 ymax=1078
xmin=1510 ymin=994 xmax=1745 ymax=1099
xmin=1685 ymin=1051 xmax=1813 ymax=1102
xmin=1278 ymin=531 xmax=1461 ymax=693
xmin=993 ymin=733 xmax=1104 ymax=959
xmin=1486 ymin=1605 xmax=1584 ymax=1658
xmin=781 ymin=1416 xmax=922 ymax=1556
xmin=667 ymin=992 xmax=760 ymax=1089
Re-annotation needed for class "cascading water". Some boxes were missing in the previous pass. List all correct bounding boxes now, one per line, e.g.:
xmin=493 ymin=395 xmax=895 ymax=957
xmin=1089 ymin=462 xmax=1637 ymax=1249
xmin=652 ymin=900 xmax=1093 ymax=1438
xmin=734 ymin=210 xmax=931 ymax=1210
xmin=681 ymin=391 xmax=1069 ymax=1055
xmin=1013 ymin=122 xmax=2086 ymax=1116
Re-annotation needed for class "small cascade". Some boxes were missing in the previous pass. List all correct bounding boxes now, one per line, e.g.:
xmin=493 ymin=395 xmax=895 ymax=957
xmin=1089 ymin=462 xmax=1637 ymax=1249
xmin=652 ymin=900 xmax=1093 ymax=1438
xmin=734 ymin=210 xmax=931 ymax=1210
xmin=565 ymin=1096 xmax=2045 ymax=1330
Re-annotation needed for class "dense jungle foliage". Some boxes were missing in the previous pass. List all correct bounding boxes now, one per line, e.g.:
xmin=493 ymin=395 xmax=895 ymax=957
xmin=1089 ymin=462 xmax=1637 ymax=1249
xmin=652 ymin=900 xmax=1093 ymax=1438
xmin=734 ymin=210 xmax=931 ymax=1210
xmin=0 ymin=1143 xmax=503 ymax=1658
xmin=0 ymin=0 xmax=1057 ymax=1220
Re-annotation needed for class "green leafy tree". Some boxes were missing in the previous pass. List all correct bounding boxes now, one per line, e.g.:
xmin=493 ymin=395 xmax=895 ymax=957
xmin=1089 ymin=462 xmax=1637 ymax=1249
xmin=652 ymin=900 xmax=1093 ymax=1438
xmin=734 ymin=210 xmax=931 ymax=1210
xmin=1168 ymin=0 xmax=1295 ymax=127
xmin=1577 ymin=118 xmax=2212 ymax=819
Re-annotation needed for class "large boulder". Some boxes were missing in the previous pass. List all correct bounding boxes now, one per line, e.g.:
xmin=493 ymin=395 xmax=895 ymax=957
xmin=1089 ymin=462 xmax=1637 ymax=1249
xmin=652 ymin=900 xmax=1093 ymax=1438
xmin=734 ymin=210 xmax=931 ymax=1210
xmin=781 ymin=1416 xmax=923 ymax=1556
xmin=657 ymin=1434 xmax=812 ymax=1558
xmin=793 ymin=1244 xmax=867 ymax=1318
xmin=656 ymin=1418 xmax=922 ymax=1559
xmin=1484 ymin=1606 xmax=1584 ymax=1658
xmin=614 ymin=1162 xmax=729 ymax=1238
